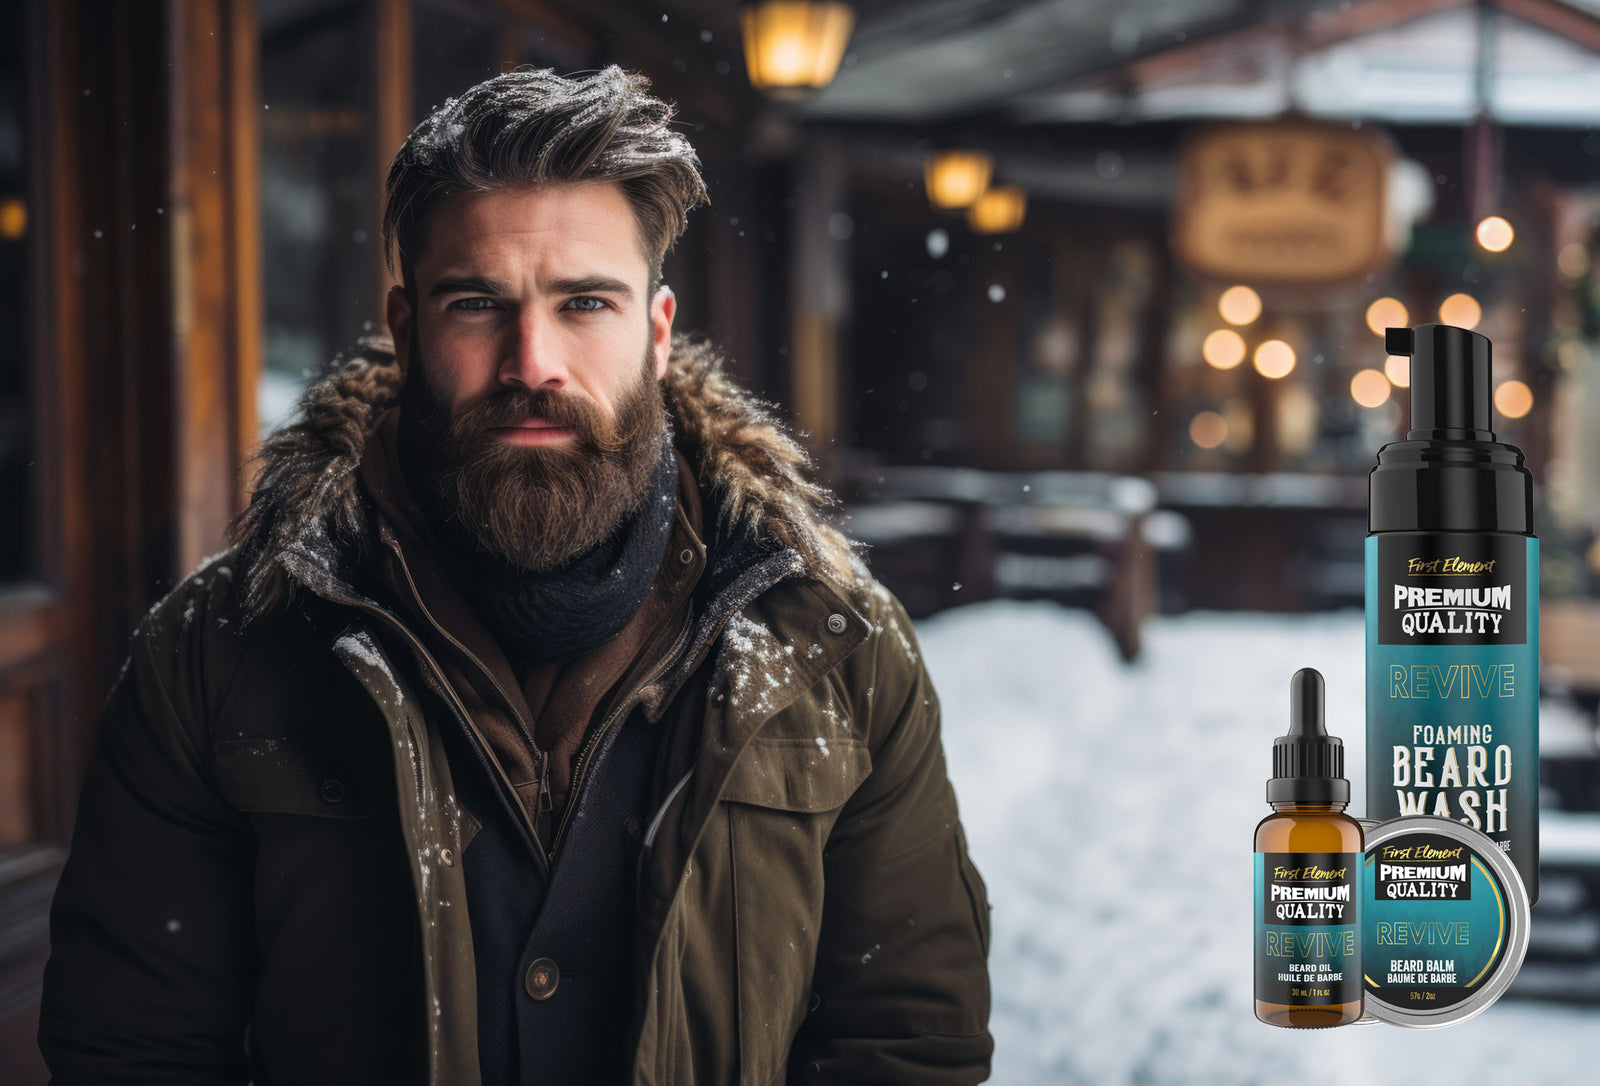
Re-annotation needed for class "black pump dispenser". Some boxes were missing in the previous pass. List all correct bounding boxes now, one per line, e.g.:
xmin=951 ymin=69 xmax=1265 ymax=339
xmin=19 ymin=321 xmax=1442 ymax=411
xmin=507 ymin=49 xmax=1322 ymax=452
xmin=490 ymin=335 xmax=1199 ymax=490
xmin=1385 ymin=324 xmax=1494 ymax=439
xmin=1267 ymin=668 xmax=1349 ymax=806
xmin=1369 ymin=323 xmax=1533 ymax=534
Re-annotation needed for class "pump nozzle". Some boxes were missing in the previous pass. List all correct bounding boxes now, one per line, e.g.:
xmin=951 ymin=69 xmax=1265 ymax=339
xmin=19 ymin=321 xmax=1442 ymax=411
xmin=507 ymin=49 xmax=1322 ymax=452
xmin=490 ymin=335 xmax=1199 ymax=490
xmin=1385 ymin=323 xmax=1495 ymax=439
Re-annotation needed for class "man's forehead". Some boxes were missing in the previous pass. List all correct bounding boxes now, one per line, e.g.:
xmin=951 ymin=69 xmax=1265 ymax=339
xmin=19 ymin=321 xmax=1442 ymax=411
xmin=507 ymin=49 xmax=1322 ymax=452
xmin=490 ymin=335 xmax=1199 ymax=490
xmin=415 ymin=181 xmax=650 ymax=286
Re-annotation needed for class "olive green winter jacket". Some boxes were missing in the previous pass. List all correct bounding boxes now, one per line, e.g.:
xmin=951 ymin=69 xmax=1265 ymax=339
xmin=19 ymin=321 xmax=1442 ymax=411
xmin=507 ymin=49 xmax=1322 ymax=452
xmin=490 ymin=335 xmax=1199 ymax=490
xmin=38 ymin=332 xmax=994 ymax=1084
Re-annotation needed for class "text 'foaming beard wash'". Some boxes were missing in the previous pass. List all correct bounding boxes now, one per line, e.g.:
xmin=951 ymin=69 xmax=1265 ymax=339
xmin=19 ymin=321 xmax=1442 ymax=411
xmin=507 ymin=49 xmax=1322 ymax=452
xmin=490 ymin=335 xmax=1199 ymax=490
xmin=1367 ymin=323 xmax=1539 ymax=903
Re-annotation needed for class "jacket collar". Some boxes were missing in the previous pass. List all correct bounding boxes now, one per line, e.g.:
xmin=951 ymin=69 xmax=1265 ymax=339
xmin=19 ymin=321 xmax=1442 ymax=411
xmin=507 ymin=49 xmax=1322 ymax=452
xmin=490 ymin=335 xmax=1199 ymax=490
xmin=226 ymin=332 xmax=867 ymax=647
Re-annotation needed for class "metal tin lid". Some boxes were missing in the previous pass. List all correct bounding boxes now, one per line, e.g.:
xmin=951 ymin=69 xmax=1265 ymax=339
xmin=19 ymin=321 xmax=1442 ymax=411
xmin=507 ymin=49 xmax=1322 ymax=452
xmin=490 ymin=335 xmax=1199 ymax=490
xmin=1361 ymin=815 xmax=1530 ymax=1027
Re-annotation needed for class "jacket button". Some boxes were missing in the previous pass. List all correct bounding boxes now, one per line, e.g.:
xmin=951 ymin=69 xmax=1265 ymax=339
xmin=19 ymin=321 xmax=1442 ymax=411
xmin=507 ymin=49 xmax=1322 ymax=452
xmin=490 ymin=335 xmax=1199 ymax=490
xmin=524 ymin=957 xmax=560 ymax=1000
xmin=439 ymin=847 xmax=454 ymax=867
xmin=679 ymin=547 xmax=694 ymax=565
xmin=826 ymin=612 xmax=848 ymax=634
xmin=318 ymin=779 xmax=346 ymax=804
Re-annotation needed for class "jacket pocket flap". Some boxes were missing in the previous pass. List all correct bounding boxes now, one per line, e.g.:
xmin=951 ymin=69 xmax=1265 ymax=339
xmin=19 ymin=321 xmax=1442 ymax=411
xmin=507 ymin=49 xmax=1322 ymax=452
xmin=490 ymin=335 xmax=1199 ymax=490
xmin=213 ymin=737 xmax=396 ymax=818
xmin=720 ymin=737 xmax=871 ymax=812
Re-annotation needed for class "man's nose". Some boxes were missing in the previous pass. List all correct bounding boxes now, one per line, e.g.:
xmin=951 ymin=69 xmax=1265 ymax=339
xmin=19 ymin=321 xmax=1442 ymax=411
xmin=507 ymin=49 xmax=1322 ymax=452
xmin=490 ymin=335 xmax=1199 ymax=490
xmin=499 ymin=310 xmax=569 ymax=391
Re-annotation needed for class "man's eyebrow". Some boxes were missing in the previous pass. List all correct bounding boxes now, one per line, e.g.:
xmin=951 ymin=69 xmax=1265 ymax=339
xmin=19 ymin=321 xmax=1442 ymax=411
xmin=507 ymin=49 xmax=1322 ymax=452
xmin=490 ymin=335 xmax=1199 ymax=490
xmin=547 ymin=275 xmax=634 ymax=300
xmin=428 ymin=274 xmax=511 ymax=299
xmin=426 ymin=273 xmax=636 ymax=301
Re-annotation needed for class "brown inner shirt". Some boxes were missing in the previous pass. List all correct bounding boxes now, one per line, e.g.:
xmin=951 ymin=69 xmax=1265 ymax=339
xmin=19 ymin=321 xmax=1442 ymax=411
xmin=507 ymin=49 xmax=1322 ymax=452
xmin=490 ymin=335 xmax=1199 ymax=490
xmin=357 ymin=405 xmax=707 ymax=853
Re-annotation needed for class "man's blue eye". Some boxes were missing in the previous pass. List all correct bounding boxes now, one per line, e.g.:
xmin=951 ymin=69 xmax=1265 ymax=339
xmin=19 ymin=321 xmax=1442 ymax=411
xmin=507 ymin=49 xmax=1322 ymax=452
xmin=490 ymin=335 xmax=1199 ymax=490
xmin=565 ymin=296 xmax=608 ymax=311
xmin=452 ymin=297 xmax=497 ymax=311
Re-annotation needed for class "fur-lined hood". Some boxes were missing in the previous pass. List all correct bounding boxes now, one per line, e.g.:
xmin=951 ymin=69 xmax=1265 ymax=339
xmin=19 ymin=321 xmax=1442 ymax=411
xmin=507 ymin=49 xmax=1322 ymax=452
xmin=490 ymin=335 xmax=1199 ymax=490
xmin=226 ymin=332 xmax=864 ymax=625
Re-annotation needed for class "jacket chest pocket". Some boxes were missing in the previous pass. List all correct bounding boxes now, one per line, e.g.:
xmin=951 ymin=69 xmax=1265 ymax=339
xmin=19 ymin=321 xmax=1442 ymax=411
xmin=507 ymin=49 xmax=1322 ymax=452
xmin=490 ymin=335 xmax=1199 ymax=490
xmin=212 ymin=725 xmax=399 ymax=820
xmin=721 ymin=736 xmax=871 ymax=1083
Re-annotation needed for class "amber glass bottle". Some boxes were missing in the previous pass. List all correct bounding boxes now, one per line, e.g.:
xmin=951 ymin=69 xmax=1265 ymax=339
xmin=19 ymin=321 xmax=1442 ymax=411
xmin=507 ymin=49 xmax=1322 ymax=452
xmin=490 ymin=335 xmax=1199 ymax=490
xmin=1254 ymin=668 xmax=1364 ymax=1028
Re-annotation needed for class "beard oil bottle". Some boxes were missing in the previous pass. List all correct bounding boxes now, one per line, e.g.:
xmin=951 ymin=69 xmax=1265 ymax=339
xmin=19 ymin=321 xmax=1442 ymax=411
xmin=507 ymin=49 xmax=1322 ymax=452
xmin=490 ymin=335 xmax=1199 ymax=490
xmin=1367 ymin=324 xmax=1539 ymax=902
xmin=1254 ymin=667 xmax=1363 ymax=1028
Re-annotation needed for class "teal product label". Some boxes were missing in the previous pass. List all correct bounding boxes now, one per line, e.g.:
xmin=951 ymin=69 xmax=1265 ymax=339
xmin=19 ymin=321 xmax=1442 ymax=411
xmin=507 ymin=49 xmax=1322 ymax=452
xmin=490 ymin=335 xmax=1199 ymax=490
xmin=1365 ymin=532 xmax=1539 ymax=898
xmin=1254 ymin=852 xmax=1361 ymax=1005
xmin=1363 ymin=832 xmax=1509 ymax=1009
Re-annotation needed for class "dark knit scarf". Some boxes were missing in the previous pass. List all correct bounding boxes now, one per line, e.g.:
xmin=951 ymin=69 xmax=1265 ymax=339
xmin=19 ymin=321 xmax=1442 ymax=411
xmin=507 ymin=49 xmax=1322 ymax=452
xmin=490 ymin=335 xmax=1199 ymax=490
xmin=437 ymin=427 xmax=680 ymax=669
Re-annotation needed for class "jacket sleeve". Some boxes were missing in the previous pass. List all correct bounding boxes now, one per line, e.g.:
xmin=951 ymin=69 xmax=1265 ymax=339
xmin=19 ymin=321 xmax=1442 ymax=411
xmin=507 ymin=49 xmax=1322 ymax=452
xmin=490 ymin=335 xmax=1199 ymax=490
xmin=787 ymin=588 xmax=994 ymax=1085
xmin=38 ymin=591 xmax=257 ymax=1084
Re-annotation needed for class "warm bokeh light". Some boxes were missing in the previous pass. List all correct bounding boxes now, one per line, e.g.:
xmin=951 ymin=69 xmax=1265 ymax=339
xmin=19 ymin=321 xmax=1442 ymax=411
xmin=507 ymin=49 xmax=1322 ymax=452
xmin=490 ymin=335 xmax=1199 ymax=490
xmin=740 ymin=1 xmax=856 ymax=97
xmin=1384 ymin=354 xmax=1411 ymax=387
xmin=1351 ymin=368 xmax=1392 ymax=408
xmin=1222 ymin=399 xmax=1254 ymax=451
xmin=1218 ymin=285 xmax=1261 ymax=326
xmin=1438 ymin=292 xmax=1481 ymax=329
xmin=1558 ymin=340 xmax=1589 ymax=373
xmin=1475 ymin=215 xmax=1514 ymax=253
xmin=1558 ymin=242 xmax=1589 ymax=279
xmin=1253 ymin=339 xmax=1296 ymax=379
xmin=0 ymin=197 xmax=24 ymax=240
xmin=1586 ymin=537 xmax=1600 ymax=575
xmin=1202 ymin=328 xmax=1246 ymax=370
xmin=1494 ymin=379 xmax=1533 ymax=419
xmin=924 ymin=150 xmax=993 ymax=209
xmin=1189 ymin=411 xmax=1228 ymax=449
xmin=966 ymin=186 xmax=1027 ymax=233
xmin=1277 ymin=383 xmax=1318 ymax=455
xmin=1365 ymin=297 xmax=1408 ymax=336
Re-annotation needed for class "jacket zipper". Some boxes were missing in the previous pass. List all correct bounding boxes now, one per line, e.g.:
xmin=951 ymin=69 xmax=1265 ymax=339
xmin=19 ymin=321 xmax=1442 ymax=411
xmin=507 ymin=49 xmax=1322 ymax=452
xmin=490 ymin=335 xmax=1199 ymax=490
xmin=382 ymin=534 xmax=556 ymax=838
xmin=548 ymin=608 xmax=695 ymax=857
xmin=335 ymin=589 xmax=550 ymax=875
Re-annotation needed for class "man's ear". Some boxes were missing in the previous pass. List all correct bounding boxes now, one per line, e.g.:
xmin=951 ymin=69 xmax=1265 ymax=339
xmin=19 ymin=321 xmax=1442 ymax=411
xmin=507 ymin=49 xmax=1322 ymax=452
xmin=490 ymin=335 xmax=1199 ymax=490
xmin=650 ymin=284 xmax=676 ymax=381
xmin=386 ymin=284 xmax=414 ymax=371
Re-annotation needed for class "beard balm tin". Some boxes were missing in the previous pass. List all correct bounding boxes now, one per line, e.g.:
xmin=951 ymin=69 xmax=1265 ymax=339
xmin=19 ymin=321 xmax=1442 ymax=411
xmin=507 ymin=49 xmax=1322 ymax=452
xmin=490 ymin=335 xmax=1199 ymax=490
xmin=1361 ymin=815 xmax=1530 ymax=1026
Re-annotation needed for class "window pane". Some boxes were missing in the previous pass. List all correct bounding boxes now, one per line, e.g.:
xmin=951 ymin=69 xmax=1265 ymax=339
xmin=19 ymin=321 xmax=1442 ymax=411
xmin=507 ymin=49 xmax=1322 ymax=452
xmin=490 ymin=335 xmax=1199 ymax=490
xmin=258 ymin=0 xmax=377 ymax=438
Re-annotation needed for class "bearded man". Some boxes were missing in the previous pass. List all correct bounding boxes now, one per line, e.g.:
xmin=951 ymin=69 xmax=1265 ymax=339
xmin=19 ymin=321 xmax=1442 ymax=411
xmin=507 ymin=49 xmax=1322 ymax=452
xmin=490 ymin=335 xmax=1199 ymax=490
xmin=38 ymin=65 xmax=992 ymax=1085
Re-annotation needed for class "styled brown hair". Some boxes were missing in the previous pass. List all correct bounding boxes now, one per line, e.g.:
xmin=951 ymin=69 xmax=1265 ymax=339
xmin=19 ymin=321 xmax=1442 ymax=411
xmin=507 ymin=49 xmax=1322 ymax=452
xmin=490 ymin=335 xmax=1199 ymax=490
xmin=381 ymin=64 xmax=709 ymax=297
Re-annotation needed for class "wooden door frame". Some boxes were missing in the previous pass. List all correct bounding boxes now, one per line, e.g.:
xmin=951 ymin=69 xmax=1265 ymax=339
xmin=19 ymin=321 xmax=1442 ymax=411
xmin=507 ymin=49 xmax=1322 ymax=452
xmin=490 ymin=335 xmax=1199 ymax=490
xmin=1 ymin=2 xmax=263 ymax=1078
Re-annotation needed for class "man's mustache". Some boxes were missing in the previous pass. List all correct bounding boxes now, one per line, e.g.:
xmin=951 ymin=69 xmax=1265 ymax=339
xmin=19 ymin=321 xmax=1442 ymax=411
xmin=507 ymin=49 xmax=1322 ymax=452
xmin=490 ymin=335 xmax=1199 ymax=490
xmin=458 ymin=388 xmax=602 ymax=437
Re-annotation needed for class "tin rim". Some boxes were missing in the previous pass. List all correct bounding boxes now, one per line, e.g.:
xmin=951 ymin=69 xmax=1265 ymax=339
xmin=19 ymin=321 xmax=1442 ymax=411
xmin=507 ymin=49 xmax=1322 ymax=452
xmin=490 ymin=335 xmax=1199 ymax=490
xmin=1361 ymin=815 xmax=1530 ymax=1028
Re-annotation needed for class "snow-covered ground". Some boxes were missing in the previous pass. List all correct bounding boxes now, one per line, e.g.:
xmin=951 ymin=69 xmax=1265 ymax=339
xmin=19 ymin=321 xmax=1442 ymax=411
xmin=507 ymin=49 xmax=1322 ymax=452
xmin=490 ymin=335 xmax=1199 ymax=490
xmin=918 ymin=601 xmax=1598 ymax=1086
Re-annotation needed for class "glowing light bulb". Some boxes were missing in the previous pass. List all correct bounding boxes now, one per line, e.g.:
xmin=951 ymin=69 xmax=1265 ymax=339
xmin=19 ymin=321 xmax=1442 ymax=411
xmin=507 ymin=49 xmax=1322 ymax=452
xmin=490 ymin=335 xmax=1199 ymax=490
xmin=1475 ymin=215 xmax=1514 ymax=253
xmin=1438 ymin=292 xmax=1481 ymax=329
xmin=1365 ymin=297 xmax=1408 ymax=336
xmin=1202 ymin=328 xmax=1246 ymax=370
xmin=1253 ymin=339 xmax=1296 ymax=379
xmin=1189 ymin=411 xmax=1228 ymax=449
xmin=1218 ymin=285 xmax=1261 ymax=326
xmin=1494 ymin=379 xmax=1532 ymax=419
xmin=1351 ymin=369 xmax=1392 ymax=408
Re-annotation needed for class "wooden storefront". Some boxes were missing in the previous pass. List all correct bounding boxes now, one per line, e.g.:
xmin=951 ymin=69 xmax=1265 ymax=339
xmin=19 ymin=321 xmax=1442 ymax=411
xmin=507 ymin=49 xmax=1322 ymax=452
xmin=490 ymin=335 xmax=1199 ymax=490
xmin=0 ymin=2 xmax=777 ymax=1077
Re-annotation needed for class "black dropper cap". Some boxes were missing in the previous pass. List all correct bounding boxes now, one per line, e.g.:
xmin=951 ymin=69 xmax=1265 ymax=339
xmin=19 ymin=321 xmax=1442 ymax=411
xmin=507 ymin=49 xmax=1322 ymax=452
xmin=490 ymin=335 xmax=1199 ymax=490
xmin=1384 ymin=324 xmax=1494 ymax=441
xmin=1267 ymin=668 xmax=1350 ymax=806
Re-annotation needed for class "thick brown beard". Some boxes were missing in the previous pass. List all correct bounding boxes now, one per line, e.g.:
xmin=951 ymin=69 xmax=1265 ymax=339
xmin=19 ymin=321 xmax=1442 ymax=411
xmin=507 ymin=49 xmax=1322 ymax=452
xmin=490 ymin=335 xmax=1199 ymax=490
xmin=397 ymin=333 xmax=668 ymax=573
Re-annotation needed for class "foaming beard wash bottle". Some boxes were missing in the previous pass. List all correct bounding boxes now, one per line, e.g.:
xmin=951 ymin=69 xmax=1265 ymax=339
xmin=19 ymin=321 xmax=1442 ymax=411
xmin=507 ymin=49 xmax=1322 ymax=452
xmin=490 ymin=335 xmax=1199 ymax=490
xmin=1368 ymin=323 xmax=1539 ymax=902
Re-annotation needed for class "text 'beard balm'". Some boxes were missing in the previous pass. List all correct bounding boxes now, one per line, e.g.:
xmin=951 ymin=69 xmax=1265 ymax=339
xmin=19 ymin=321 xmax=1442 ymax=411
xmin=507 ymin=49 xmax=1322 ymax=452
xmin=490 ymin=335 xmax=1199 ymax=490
xmin=1367 ymin=324 xmax=1539 ymax=903
xmin=1255 ymin=668 xmax=1364 ymax=1028
xmin=1361 ymin=815 xmax=1530 ymax=1026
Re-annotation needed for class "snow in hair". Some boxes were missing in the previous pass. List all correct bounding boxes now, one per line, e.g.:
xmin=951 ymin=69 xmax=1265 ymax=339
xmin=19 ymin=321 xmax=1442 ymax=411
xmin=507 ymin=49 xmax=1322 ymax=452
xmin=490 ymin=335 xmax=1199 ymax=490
xmin=380 ymin=64 xmax=709 ymax=281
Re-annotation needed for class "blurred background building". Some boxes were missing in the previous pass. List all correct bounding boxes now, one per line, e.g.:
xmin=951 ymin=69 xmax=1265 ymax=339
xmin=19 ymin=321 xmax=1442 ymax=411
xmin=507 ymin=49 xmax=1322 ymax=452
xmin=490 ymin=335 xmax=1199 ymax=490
xmin=4 ymin=0 xmax=1600 ymax=1079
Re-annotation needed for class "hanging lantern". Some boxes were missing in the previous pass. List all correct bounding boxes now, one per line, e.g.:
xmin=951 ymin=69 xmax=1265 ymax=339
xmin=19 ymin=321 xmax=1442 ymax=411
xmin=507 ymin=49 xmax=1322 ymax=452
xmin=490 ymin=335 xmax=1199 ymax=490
xmin=966 ymin=186 xmax=1027 ymax=233
xmin=924 ymin=150 xmax=992 ymax=209
xmin=739 ymin=1 xmax=856 ymax=98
